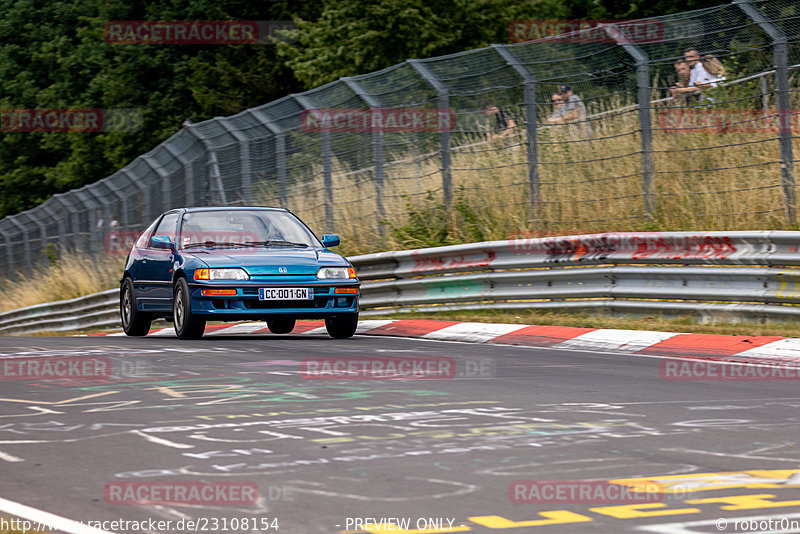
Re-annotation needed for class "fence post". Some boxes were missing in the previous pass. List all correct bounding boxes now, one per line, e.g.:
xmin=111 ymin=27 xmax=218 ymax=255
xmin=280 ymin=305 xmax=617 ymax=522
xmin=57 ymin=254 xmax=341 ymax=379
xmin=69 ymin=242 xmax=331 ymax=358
xmin=184 ymin=121 xmax=228 ymax=206
xmin=142 ymin=154 xmax=174 ymax=210
xmin=408 ymin=59 xmax=452 ymax=211
xmin=164 ymin=138 xmax=196 ymax=208
xmin=342 ymin=77 xmax=386 ymax=235
xmin=74 ymin=190 xmax=100 ymax=261
xmin=218 ymin=118 xmax=252 ymax=204
xmin=43 ymin=199 xmax=68 ymax=254
xmin=122 ymin=168 xmax=153 ymax=224
xmin=0 ymin=227 xmax=14 ymax=280
xmin=293 ymin=94 xmax=335 ymax=232
xmin=735 ymin=0 xmax=796 ymax=223
xmin=248 ymin=109 xmax=287 ymax=208
xmin=604 ymin=24 xmax=655 ymax=219
xmin=493 ymin=45 xmax=539 ymax=224
xmin=8 ymin=216 xmax=32 ymax=277
xmin=23 ymin=211 xmax=48 ymax=267
xmin=35 ymin=207 xmax=58 ymax=262
xmin=59 ymin=195 xmax=82 ymax=253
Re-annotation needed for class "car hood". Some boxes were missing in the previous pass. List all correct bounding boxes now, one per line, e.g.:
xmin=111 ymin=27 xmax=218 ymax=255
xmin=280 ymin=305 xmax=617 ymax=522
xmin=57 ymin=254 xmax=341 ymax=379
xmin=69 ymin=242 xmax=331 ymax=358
xmin=184 ymin=247 xmax=349 ymax=276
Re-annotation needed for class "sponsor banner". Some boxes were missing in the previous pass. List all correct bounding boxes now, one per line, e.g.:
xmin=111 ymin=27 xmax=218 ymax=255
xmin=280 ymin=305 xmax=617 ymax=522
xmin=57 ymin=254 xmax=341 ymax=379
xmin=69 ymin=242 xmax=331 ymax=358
xmin=509 ymin=19 xmax=663 ymax=44
xmin=659 ymin=109 xmax=800 ymax=134
xmin=301 ymin=356 xmax=457 ymax=379
xmin=104 ymin=481 xmax=259 ymax=505
xmin=509 ymin=480 xmax=664 ymax=504
xmin=104 ymin=20 xmax=297 ymax=45
xmin=0 ymin=357 xmax=112 ymax=380
xmin=661 ymin=359 xmax=800 ymax=381
xmin=0 ymin=108 xmax=143 ymax=132
xmin=300 ymin=108 xmax=456 ymax=133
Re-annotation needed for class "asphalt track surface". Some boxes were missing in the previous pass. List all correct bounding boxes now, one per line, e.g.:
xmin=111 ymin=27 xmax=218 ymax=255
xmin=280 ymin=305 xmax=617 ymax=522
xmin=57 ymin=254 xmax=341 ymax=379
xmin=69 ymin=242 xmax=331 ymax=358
xmin=2 ymin=331 xmax=800 ymax=534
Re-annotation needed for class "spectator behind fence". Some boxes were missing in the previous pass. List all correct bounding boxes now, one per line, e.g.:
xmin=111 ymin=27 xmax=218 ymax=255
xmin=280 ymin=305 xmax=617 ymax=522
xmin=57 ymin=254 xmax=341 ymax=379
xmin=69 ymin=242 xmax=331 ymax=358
xmin=670 ymin=60 xmax=699 ymax=105
xmin=480 ymin=100 xmax=517 ymax=140
xmin=546 ymin=94 xmax=567 ymax=123
xmin=671 ymin=48 xmax=726 ymax=102
xmin=556 ymin=85 xmax=592 ymax=139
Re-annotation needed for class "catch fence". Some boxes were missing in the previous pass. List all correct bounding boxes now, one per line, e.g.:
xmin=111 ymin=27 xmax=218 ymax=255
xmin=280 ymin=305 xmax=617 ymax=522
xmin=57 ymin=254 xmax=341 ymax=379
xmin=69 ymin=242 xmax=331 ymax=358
xmin=1 ymin=0 xmax=799 ymax=278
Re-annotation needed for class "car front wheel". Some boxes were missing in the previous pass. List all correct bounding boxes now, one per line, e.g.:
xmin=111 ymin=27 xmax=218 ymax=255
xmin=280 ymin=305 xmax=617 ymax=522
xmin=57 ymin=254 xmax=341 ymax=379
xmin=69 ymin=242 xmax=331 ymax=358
xmin=120 ymin=277 xmax=152 ymax=336
xmin=325 ymin=313 xmax=358 ymax=339
xmin=173 ymin=277 xmax=206 ymax=339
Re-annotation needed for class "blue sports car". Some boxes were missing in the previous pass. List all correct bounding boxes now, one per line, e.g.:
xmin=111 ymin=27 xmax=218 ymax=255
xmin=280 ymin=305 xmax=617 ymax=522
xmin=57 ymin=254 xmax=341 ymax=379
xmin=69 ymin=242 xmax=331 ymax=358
xmin=119 ymin=207 xmax=359 ymax=339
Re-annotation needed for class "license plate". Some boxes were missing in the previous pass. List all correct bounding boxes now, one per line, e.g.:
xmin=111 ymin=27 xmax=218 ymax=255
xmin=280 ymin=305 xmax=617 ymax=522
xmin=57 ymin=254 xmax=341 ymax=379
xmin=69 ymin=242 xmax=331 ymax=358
xmin=258 ymin=288 xmax=313 ymax=300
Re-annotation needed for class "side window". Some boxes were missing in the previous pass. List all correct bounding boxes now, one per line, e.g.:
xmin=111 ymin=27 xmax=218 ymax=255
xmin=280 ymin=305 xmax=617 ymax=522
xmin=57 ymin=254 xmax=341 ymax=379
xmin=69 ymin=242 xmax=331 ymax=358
xmin=134 ymin=219 xmax=159 ymax=248
xmin=151 ymin=212 xmax=179 ymax=246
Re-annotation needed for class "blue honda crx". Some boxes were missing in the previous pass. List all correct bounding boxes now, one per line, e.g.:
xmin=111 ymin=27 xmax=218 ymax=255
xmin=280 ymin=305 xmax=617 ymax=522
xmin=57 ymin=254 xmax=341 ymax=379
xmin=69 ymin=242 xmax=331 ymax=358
xmin=119 ymin=207 xmax=359 ymax=339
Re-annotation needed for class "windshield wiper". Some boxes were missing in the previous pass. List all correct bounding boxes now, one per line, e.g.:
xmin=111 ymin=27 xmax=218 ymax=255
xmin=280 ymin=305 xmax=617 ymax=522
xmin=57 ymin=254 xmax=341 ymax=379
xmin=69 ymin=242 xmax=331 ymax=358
xmin=183 ymin=241 xmax=247 ymax=249
xmin=243 ymin=240 xmax=309 ymax=248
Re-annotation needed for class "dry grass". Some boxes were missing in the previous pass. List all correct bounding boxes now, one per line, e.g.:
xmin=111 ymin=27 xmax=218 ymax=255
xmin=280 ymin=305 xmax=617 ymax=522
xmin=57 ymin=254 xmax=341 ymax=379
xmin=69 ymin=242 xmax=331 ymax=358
xmin=0 ymin=251 xmax=124 ymax=313
xmin=255 ymin=102 xmax=800 ymax=257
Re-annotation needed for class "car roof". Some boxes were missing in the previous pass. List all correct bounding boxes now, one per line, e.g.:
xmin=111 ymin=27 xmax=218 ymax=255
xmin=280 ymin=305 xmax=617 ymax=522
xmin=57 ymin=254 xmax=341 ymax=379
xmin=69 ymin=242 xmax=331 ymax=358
xmin=181 ymin=206 xmax=288 ymax=213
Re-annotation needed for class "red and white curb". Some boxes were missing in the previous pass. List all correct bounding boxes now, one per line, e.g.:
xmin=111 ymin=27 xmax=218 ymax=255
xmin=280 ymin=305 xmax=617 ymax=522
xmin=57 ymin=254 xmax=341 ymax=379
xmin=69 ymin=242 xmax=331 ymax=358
xmin=84 ymin=319 xmax=800 ymax=364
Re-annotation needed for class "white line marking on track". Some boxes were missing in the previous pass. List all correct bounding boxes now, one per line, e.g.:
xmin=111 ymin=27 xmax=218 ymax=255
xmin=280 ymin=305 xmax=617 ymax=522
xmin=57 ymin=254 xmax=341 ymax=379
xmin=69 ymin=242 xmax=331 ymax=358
xmin=0 ymin=450 xmax=23 ymax=462
xmin=0 ymin=496 xmax=116 ymax=534
xmin=130 ymin=429 xmax=194 ymax=449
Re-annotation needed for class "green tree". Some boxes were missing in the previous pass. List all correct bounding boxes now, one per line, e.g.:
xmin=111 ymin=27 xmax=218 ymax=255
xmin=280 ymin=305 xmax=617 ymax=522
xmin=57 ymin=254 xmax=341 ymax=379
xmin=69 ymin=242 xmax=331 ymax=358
xmin=276 ymin=0 xmax=532 ymax=89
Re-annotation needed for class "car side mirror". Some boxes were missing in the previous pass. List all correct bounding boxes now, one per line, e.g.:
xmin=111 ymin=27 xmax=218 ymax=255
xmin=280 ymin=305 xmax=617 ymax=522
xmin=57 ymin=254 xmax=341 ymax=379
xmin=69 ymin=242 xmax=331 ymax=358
xmin=321 ymin=234 xmax=340 ymax=248
xmin=150 ymin=235 xmax=175 ymax=250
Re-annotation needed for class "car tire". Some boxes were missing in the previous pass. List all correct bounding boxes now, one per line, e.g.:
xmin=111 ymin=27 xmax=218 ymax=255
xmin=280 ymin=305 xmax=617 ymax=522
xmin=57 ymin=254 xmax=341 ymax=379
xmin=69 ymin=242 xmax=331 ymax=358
xmin=325 ymin=313 xmax=358 ymax=339
xmin=267 ymin=318 xmax=296 ymax=334
xmin=120 ymin=277 xmax=152 ymax=336
xmin=173 ymin=277 xmax=206 ymax=339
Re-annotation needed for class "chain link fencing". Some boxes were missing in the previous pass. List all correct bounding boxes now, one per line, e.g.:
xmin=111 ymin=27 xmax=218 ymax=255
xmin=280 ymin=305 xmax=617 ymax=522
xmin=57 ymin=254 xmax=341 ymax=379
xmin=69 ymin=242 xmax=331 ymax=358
xmin=1 ymin=0 xmax=799 ymax=279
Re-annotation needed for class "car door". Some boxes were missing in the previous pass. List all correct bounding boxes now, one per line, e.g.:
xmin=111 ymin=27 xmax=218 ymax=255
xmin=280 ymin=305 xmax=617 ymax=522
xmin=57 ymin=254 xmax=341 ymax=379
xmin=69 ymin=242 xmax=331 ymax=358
xmin=138 ymin=211 xmax=179 ymax=311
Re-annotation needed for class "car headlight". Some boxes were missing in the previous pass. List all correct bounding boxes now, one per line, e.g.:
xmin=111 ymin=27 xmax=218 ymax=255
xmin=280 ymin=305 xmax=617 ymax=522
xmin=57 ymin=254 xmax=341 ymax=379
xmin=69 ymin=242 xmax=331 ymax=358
xmin=317 ymin=267 xmax=357 ymax=279
xmin=194 ymin=268 xmax=250 ymax=280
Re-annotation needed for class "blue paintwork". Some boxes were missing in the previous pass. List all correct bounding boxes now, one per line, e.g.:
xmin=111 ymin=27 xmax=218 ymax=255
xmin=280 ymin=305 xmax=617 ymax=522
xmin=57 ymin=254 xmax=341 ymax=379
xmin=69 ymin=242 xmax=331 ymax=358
xmin=321 ymin=234 xmax=340 ymax=248
xmin=121 ymin=207 xmax=359 ymax=320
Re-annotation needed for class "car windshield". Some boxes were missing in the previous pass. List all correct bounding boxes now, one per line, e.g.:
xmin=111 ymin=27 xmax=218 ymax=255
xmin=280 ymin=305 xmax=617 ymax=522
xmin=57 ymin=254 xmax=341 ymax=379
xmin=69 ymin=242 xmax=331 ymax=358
xmin=179 ymin=210 xmax=321 ymax=249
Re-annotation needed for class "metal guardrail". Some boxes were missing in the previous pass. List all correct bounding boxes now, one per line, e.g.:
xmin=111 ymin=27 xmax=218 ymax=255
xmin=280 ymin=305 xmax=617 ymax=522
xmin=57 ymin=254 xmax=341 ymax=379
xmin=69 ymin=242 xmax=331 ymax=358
xmin=3 ymin=231 xmax=800 ymax=334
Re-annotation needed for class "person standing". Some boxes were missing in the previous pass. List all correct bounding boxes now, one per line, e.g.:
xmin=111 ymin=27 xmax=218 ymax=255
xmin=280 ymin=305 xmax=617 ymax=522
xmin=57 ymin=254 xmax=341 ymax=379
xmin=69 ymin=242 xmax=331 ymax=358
xmin=670 ymin=60 xmax=697 ymax=105
xmin=480 ymin=101 xmax=517 ymax=139
xmin=557 ymin=85 xmax=592 ymax=138
xmin=671 ymin=48 xmax=724 ymax=101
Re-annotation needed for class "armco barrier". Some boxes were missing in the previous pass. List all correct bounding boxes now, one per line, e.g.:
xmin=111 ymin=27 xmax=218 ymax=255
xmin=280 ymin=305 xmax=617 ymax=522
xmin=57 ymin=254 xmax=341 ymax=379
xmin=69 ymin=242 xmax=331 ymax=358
xmin=2 ymin=231 xmax=800 ymax=334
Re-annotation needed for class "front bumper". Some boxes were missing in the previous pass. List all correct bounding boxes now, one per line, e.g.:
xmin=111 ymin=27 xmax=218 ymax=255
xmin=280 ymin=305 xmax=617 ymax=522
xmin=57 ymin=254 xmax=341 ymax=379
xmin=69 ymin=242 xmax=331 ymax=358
xmin=187 ymin=281 xmax=359 ymax=320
